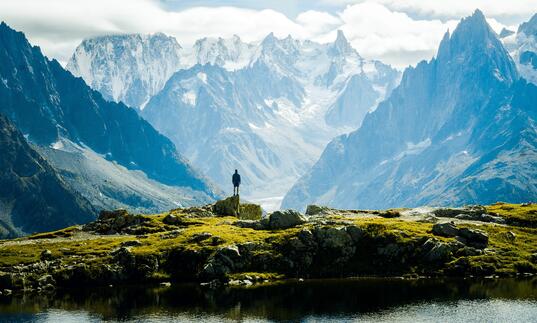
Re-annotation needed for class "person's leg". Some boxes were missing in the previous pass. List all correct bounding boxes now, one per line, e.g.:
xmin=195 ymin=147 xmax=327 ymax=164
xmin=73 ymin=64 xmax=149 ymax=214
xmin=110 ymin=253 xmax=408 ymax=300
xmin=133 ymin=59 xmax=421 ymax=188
xmin=237 ymin=186 xmax=239 ymax=195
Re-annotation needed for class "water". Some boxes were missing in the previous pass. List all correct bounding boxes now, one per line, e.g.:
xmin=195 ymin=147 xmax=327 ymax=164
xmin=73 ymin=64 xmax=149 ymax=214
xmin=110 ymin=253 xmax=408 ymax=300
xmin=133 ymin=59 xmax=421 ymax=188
xmin=1 ymin=278 xmax=536 ymax=322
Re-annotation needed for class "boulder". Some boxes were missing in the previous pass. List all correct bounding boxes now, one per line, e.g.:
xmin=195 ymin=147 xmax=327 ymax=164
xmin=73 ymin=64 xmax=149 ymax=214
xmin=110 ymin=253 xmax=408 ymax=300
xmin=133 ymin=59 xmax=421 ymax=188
xmin=163 ymin=214 xmax=180 ymax=225
xmin=200 ymin=245 xmax=242 ymax=279
xmin=268 ymin=210 xmax=306 ymax=229
xmin=432 ymin=222 xmax=459 ymax=237
xmin=239 ymin=203 xmax=262 ymax=220
xmin=421 ymin=238 xmax=453 ymax=263
xmin=457 ymin=228 xmax=488 ymax=249
xmin=111 ymin=247 xmax=136 ymax=269
xmin=305 ymin=205 xmax=331 ymax=216
xmin=213 ymin=195 xmax=240 ymax=217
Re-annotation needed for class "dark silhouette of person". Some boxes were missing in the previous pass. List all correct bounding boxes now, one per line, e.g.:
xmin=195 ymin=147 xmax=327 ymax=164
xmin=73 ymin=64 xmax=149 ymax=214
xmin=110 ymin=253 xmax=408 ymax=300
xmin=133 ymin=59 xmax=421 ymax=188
xmin=232 ymin=169 xmax=241 ymax=196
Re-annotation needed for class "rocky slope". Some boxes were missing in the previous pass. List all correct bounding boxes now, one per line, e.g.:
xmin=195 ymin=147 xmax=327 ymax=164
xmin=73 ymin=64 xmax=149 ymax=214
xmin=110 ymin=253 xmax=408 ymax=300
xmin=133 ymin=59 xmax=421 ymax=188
xmin=506 ymin=13 xmax=537 ymax=85
xmin=0 ymin=22 xmax=219 ymax=214
xmin=0 ymin=201 xmax=535 ymax=293
xmin=66 ymin=33 xmax=183 ymax=109
xmin=283 ymin=10 xmax=537 ymax=211
xmin=0 ymin=114 xmax=95 ymax=238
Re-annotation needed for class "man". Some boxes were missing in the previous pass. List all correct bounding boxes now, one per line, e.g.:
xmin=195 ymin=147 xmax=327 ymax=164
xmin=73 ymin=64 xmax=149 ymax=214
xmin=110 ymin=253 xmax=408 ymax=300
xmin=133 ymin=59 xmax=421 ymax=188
xmin=232 ymin=169 xmax=241 ymax=196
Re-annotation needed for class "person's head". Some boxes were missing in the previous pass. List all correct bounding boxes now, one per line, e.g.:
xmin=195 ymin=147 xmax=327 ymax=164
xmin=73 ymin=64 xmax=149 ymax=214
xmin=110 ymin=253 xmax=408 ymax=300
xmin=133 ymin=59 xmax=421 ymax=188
xmin=234 ymin=169 xmax=238 ymax=174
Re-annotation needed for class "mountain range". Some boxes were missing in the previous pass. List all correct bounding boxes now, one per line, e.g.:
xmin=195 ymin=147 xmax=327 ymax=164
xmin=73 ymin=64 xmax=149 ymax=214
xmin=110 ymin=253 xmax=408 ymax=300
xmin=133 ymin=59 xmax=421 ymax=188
xmin=68 ymin=30 xmax=400 ymax=209
xmin=283 ymin=10 xmax=537 ymax=210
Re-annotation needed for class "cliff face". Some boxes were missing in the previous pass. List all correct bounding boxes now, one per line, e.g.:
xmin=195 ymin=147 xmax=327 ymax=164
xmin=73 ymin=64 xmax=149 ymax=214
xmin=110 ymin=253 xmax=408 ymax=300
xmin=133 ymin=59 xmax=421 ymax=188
xmin=0 ymin=114 xmax=95 ymax=238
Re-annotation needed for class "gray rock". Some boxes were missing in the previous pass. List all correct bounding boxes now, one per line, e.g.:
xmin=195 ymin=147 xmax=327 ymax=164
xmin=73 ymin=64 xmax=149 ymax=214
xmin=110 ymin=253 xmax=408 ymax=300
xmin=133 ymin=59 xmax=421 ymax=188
xmin=305 ymin=205 xmax=331 ymax=216
xmin=111 ymin=247 xmax=136 ymax=268
xmin=268 ymin=210 xmax=306 ymax=229
xmin=345 ymin=225 xmax=365 ymax=243
xmin=200 ymin=245 xmax=242 ymax=279
xmin=432 ymin=222 xmax=459 ymax=237
xmin=421 ymin=238 xmax=453 ymax=262
xmin=313 ymin=226 xmax=354 ymax=257
xmin=457 ymin=228 xmax=488 ymax=249
xmin=163 ymin=214 xmax=180 ymax=225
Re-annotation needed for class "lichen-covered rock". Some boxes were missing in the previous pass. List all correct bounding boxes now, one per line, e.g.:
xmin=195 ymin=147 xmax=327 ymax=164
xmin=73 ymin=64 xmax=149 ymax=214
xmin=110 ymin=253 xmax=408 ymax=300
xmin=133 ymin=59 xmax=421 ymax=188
xmin=200 ymin=245 xmax=242 ymax=279
xmin=457 ymin=228 xmax=488 ymax=249
xmin=432 ymin=222 xmax=459 ymax=237
xmin=239 ymin=203 xmax=262 ymax=220
xmin=213 ymin=195 xmax=240 ymax=217
xmin=163 ymin=214 xmax=180 ymax=225
xmin=305 ymin=205 xmax=331 ymax=216
xmin=421 ymin=238 xmax=453 ymax=263
xmin=83 ymin=209 xmax=148 ymax=234
xmin=268 ymin=210 xmax=306 ymax=229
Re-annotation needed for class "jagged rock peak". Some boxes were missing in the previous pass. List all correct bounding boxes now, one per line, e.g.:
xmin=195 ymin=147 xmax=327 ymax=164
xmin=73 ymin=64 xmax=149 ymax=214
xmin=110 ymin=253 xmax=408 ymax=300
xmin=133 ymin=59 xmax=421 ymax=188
xmin=518 ymin=13 xmax=537 ymax=35
xmin=332 ymin=30 xmax=354 ymax=55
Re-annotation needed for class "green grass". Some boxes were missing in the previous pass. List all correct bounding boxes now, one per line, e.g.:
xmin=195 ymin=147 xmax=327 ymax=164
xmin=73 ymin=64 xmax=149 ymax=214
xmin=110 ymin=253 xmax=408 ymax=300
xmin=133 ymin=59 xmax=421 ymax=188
xmin=486 ymin=202 xmax=537 ymax=227
xmin=1 ymin=203 xmax=536 ymax=279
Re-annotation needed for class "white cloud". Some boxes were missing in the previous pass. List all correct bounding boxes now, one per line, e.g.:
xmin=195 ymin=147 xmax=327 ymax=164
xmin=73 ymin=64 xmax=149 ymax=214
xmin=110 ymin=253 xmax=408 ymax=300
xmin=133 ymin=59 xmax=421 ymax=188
xmin=320 ymin=0 xmax=537 ymax=21
xmin=0 ymin=0 xmax=534 ymax=68
xmin=335 ymin=2 xmax=459 ymax=67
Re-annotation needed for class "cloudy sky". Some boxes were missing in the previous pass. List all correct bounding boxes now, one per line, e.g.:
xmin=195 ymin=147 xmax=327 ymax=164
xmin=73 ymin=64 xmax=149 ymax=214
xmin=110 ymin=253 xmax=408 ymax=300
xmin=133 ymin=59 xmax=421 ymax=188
xmin=1 ymin=0 xmax=536 ymax=68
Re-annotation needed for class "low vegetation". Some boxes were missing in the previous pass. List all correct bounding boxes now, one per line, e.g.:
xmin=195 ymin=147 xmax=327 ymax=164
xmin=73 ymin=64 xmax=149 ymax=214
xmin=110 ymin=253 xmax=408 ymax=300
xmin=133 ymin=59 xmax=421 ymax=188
xmin=0 ymin=202 xmax=536 ymax=293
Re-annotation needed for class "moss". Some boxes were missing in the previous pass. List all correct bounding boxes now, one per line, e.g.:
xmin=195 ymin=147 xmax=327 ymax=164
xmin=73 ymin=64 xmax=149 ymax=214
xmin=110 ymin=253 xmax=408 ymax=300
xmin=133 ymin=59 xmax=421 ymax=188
xmin=486 ymin=203 xmax=537 ymax=227
xmin=1 ymin=203 xmax=537 ymax=283
xmin=239 ymin=203 xmax=262 ymax=220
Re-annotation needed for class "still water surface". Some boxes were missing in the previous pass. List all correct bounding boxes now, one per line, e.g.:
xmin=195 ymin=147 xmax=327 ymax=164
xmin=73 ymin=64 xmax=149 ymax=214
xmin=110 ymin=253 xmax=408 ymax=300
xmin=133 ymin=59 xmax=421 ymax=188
xmin=1 ymin=278 xmax=536 ymax=322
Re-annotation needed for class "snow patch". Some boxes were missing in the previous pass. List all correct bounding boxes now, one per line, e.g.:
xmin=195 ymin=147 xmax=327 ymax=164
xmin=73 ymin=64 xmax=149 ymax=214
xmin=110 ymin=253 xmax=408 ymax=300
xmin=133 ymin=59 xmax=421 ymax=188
xmin=182 ymin=90 xmax=197 ymax=106
xmin=197 ymin=72 xmax=207 ymax=83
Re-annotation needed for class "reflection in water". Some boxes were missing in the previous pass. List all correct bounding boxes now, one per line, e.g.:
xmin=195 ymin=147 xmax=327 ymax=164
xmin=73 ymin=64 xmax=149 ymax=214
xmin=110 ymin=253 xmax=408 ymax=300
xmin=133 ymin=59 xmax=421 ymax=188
xmin=1 ymin=278 xmax=536 ymax=322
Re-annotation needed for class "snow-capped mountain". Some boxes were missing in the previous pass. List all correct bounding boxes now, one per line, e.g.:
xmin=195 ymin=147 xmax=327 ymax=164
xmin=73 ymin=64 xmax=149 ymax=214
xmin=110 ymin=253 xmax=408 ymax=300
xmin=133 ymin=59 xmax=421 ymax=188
xmin=0 ymin=22 xmax=218 ymax=216
xmin=138 ymin=31 xmax=399 ymax=210
xmin=66 ymin=33 xmax=183 ymax=109
xmin=184 ymin=35 xmax=256 ymax=71
xmin=506 ymin=13 xmax=537 ymax=85
xmin=283 ymin=10 xmax=537 ymax=211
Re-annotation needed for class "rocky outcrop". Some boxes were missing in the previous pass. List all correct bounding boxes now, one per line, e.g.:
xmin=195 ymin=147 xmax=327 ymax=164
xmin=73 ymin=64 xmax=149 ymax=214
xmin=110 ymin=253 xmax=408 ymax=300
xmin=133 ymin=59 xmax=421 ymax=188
xmin=267 ymin=210 xmax=306 ymax=229
xmin=432 ymin=222 xmax=488 ymax=249
xmin=213 ymin=196 xmax=240 ymax=217
xmin=212 ymin=196 xmax=262 ymax=220
xmin=83 ymin=210 xmax=149 ymax=235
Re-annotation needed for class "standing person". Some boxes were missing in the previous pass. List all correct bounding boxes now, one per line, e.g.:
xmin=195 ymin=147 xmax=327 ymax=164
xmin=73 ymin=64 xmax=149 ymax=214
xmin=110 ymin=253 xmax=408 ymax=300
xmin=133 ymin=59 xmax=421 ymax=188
xmin=232 ymin=169 xmax=241 ymax=196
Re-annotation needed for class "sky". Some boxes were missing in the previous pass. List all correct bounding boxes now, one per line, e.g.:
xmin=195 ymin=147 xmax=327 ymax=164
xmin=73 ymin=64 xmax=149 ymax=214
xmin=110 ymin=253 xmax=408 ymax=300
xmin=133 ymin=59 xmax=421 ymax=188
xmin=1 ymin=0 xmax=536 ymax=68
